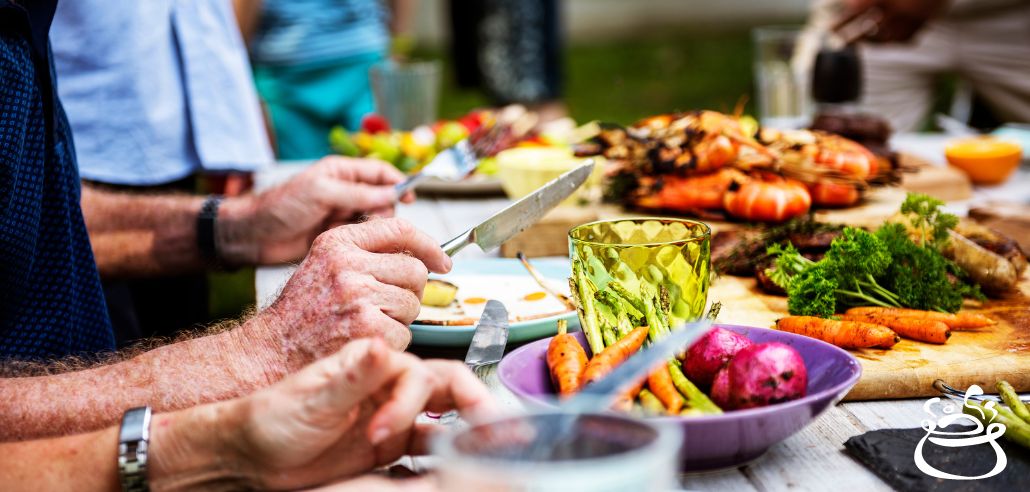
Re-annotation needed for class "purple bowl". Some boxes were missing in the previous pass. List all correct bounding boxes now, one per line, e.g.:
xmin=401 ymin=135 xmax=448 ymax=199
xmin=497 ymin=324 xmax=861 ymax=471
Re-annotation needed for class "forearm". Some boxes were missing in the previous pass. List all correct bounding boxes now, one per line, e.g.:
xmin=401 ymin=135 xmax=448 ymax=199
xmin=0 ymin=318 xmax=284 ymax=442
xmin=81 ymin=185 xmax=255 ymax=277
xmin=388 ymin=0 xmax=417 ymax=36
xmin=0 ymin=427 xmax=119 ymax=491
xmin=0 ymin=402 xmax=248 ymax=491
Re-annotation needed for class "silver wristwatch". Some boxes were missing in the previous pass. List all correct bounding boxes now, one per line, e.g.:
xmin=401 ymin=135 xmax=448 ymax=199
xmin=118 ymin=406 xmax=152 ymax=492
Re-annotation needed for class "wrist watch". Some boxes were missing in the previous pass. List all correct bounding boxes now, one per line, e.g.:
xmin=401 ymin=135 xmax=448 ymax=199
xmin=118 ymin=406 xmax=152 ymax=492
xmin=196 ymin=195 xmax=224 ymax=264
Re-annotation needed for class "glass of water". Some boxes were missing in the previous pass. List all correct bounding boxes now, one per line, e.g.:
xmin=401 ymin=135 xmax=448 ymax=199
xmin=752 ymin=26 xmax=811 ymax=129
xmin=369 ymin=60 xmax=441 ymax=130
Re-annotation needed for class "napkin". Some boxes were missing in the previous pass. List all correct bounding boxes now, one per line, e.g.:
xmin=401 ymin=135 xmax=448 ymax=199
xmin=844 ymin=425 xmax=1030 ymax=491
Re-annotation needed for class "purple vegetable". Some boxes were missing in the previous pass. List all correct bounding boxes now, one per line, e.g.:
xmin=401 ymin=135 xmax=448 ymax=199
xmin=720 ymin=342 xmax=808 ymax=410
xmin=710 ymin=367 xmax=731 ymax=408
xmin=683 ymin=327 xmax=754 ymax=388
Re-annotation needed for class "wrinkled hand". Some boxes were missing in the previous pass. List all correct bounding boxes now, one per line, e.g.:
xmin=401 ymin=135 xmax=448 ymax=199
xmin=219 ymin=156 xmax=415 ymax=265
xmin=837 ymin=0 xmax=948 ymax=43
xmin=228 ymin=339 xmax=497 ymax=491
xmin=249 ymin=217 xmax=450 ymax=372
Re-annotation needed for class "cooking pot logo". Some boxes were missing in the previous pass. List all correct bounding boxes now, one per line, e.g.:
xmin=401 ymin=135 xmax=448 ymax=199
xmin=914 ymin=385 xmax=1007 ymax=480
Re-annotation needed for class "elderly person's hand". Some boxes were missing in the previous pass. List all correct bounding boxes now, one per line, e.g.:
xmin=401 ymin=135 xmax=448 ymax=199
xmin=148 ymin=338 xmax=498 ymax=491
xmin=218 ymin=156 xmax=415 ymax=265
xmin=243 ymin=218 xmax=450 ymax=373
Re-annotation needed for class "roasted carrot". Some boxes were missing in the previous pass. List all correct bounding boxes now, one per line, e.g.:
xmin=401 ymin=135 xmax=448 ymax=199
xmin=845 ymin=307 xmax=996 ymax=330
xmin=582 ymin=326 xmax=650 ymax=386
xmin=611 ymin=378 xmax=645 ymax=413
xmin=647 ymin=363 xmax=685 ymax=413
xmin=841 ymin=313 xmax=951 ymax=344
xmin=776 ymin=316 xmax=899 ymax=349
xmin=546 ymin=319 xmax=589 ymax=397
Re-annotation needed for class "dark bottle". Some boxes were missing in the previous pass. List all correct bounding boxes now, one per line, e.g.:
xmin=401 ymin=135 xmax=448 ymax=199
xmin=811 ymin=45 xmax=862 ymax=104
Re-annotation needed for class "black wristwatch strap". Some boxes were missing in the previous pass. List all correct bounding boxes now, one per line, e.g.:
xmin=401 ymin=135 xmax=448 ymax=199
xmin=197 ymin=195 xmax=223 ymax=263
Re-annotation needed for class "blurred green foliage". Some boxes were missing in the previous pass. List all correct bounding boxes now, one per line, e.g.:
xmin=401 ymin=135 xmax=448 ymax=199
xmin=429 ymin=31 xmax=755 ymax=125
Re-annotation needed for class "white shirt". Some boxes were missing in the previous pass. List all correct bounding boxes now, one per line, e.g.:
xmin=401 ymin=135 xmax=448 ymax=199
xmin=51 ymin=0 xmax=273 ymax=185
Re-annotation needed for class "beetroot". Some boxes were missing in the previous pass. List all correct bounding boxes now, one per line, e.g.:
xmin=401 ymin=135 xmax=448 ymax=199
xmin=719 ymin=342 xmax=807 ymax=410
xmin=710 ymin=367 xmax=731 ymax=408
xmin=683 ymin=327 xmax=754 ymax=388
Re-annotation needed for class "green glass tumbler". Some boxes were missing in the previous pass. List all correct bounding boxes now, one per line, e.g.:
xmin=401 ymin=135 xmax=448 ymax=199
xmin=568 ymin=218 xmax=711 ymax=327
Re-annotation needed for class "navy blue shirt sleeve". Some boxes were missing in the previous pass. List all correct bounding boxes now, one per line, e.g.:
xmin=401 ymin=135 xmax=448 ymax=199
xmin=0 ymin=2 xmax=115 ymax=360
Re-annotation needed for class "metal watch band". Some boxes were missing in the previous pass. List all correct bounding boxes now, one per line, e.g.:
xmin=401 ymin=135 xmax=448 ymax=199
xmin=118 ymin=406 xmax=152 ymax=492
xmin=196 ymin=195 xmax=223 ymax=264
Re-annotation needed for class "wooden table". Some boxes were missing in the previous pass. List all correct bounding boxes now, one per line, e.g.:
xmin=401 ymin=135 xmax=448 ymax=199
xmin=254 ymin=135 xmax=1030 ymax=491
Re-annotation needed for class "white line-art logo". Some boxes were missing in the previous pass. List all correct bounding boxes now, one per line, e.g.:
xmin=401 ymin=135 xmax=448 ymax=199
xmin=914 ymin=385 xmax=1007 ymax=480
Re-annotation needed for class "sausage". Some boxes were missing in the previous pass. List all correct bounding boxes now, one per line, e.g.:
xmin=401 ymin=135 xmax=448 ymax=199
xmin=944 ymin=230 xmax=1018 ymax=294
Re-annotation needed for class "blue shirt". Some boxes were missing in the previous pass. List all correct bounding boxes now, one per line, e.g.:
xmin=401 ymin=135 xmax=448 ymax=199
xmin=0 ymin=0 xmax=115 ymax=360
xmin=252 ymin=0 xmax=389 ymax=68
xmin=50 ymin=0 xmax=273 ymax=186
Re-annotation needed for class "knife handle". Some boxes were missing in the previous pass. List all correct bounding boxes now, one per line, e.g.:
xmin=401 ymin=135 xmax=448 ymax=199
xmin=441 ymin=229 xmax=473 ymax=257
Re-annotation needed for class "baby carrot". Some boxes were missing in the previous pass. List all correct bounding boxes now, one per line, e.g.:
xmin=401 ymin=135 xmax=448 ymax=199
xmin=845 ymin=307 xmax=996 ymax=330
xmin=647 ymin=363 xmax=685 ymax=414
xmin=612 ymin=378 xmax=645 ymax=413
xmin=776 ymin=316 xmax=899 ymax=349
xmin=841 ymin=313 xmax=950 ymax=344
xmin=582 ymin=326 xmax=650 ymax=386
xmin=546 ymin=319 xmax=589 ymax=397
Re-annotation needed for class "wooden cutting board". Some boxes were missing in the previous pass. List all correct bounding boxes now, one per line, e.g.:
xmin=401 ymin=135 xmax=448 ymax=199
xmin=710 ymin=274 xmax=1030 ymax=401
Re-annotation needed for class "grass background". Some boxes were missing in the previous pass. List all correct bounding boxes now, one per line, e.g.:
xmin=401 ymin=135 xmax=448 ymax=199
xmin=432 ymin=31 xmax=755 ymax=124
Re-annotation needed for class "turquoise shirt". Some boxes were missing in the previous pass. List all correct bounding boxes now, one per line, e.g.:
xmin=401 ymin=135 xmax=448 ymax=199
xmin=252 ymin=0 xmax=390 ymax=68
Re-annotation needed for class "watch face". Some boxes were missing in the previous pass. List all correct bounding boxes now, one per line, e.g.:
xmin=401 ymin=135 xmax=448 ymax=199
xmin=120 ymin=407 xmax=151 ymax=443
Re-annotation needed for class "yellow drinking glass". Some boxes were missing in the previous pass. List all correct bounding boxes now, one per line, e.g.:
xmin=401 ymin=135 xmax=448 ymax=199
xmin=568 ymin=218 xmax=711 ymax=328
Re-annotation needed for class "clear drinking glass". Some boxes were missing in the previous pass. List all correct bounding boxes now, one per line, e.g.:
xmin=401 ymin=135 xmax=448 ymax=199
xmin=752 ymin=26 xmax=811 ymax=129
xmin=568 ymin=218 xmax=711 ymax=326
xmin=432 ymin=412 xmax=683 ymax=492
xmin=369 ymin=60 xmax=441 ymax=130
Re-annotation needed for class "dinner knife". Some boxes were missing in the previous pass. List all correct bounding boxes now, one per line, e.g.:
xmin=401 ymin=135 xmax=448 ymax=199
xmin=437 ymin=300 xmax=509 ymax=425
xmin=464 ymin=299 xmax=510 ymax=370
xmin=439 ymin=160 xmax=594 ymax=256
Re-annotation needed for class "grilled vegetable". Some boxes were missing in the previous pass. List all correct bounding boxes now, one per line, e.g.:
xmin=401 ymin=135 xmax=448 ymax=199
xmin=682 ymin=327 xmax=753 ymax=388
xmin=421 ymin=279 xmax=458 ymax=307
xmin=581 ymin=326 xmax=649 ymax=386
xmin=647 ymin=364 xmax=685 ymax=414
xmin=546 ymin=319 xmax=589 ymax=397
xmin=844 ymin=307 xmax=995 ymax=330
xmin=776 ymin=316 xmax=899 ymax=349
xmin=714 ymin=342 xmax=808 ymax=410
xmin=841 ymin=313 xmax=950 ymax=344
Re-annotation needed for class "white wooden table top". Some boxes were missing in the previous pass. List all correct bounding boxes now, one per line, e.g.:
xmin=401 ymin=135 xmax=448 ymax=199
xmin=254 ymin=134 xmax=1030 ymax=491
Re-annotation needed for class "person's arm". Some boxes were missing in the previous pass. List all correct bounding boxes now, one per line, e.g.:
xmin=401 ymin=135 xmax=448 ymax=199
xmin=0 ymin=218 xmax=450 ymax=441
xmin=0 ymin=318 xmax=280 ymax=442
xmin=388 ymin=0 xmax=417 ymax=37
xmin=83 ymin=157 xmax=410 ymax=278
xmin=232 ymin=0 xmax=263 ymax=45
xmin=0 ymin=339 xmax=495 ymax=491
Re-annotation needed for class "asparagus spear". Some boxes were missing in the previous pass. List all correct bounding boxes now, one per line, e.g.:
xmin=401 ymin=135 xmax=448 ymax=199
xmin=571 ymin=259 xmax=604 ymax=356
xmin=997 ymin=380 xmax=1030 ymax=424
xmin=609 ymin=280 xmax=647 ymax=314
xmin=601 ymin=324 xmax=618 ymax=347
xmin=595 ymin=289 xmax=644 ymax=321
xmin=963 ymin=399 xmax=1030 ymax=450
xmin=639 ymin=389 xmax=667 ymax=416
xmin=616 ymin=310 xmax=634 ymax=338
xmin=668 ymin=362 xmax=722 ymax=414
